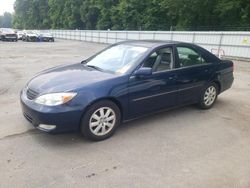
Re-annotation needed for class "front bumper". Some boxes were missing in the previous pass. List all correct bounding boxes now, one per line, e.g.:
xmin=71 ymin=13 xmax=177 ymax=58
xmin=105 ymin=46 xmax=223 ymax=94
xmin=27 ymin=36 xmax=38 ymax=41
xmin=3 ymin=35 xmax=17 ymax=40
xmin=20 ymin=89 xmax=83 ymax=133
xmin=40 ymin=37 xmax=54 ymax=42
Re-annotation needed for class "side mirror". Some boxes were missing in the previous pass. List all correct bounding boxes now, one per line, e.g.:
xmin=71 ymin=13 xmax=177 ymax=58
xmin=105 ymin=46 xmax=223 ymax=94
xmin=134 ymin=67 xmax=152 ymax=77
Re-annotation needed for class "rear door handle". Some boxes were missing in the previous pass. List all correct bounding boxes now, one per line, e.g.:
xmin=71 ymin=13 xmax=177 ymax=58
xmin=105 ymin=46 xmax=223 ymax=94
xmin=205 ymin=68 xmax=213 ymax=73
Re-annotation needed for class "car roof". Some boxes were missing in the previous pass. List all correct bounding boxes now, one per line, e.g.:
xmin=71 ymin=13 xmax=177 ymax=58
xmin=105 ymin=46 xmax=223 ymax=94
xmin=117 ymin=40 xmax=220 ymax=62
xmin=118 ymin=40 xmax=184 ymax=48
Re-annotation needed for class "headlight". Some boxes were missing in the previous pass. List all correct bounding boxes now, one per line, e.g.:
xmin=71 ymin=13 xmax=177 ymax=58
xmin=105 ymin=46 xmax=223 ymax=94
xmin=34 ymin=93 xmax=77 ymax=106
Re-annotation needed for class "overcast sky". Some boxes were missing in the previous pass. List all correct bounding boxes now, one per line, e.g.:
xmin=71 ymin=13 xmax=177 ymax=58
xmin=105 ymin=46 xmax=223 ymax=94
xmin=0 ymin=0 xmax=15 ymax=15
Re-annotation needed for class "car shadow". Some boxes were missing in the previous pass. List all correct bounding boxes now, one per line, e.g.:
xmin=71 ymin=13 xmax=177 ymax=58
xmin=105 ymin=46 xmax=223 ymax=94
xmin=30 ymin=105 xmax=196 ymax=145
xmin=30 ymin=98 xmax=230 ymax=147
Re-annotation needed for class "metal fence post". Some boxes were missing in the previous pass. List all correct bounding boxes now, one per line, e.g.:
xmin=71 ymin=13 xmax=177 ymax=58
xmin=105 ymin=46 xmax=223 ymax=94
xmin=106 ymin=31 xmax=108 ymax=44
xmin=218 ymin=32 xmax=224 ymax=57
xmin=98 ymin=31 xmax=100 ymax=43
xmin=153 ymin=32 xmax=156 ymax=40
xmin=91 ymin=30 xmax=93 ymax=42
xmin=192 ymin=32 xmax=196 ymax=44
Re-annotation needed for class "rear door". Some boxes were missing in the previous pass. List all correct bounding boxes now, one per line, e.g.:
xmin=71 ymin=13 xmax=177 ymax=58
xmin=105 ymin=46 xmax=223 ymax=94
xmin=174 ymin=45 xmax=215 ymax=104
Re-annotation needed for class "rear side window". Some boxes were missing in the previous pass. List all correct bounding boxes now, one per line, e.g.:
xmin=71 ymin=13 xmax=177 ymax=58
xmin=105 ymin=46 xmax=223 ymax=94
xmin=177 ymin=47 xmax=207 ymax=67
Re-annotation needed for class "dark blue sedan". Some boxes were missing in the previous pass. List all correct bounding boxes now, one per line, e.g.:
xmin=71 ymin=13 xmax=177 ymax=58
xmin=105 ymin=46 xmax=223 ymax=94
xmin=21 ymin=40 xmax=234 ymax=141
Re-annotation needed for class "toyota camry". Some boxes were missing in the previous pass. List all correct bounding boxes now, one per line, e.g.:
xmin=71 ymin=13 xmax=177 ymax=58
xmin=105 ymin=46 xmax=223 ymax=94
xmin=20 ymin=40 xmax=234 ymax=141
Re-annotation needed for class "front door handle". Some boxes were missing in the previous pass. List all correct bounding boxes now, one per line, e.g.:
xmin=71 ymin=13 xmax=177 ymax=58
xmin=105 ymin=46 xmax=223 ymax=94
xmin=168 ymin=75 xmax=177 ymax=80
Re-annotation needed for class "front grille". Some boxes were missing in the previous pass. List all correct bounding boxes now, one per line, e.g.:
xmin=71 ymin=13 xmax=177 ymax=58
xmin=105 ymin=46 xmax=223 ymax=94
xmin=6 ymin=34 xmax=16 ymax=37
xmin=23 ymin=112 xmax=33 ymax=123
xmin=26 ymin=88 xmax=39 ymax=100
xmin=29 ymin=36 xmax=37 ymax=40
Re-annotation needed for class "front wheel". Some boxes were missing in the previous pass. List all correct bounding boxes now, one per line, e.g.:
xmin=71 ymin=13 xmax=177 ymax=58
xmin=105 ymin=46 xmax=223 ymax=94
xmin=80 ymin=100 xmax=121 ymax=141
xmin=198 ymin=83 xmax=218 ymax=109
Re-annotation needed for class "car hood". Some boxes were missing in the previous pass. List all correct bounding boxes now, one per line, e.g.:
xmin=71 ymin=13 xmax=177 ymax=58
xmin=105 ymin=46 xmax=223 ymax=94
xmin=27 ymin=63 xmax=118 ymax=94
xmin=27 ymin=33 xmax=38 ymax=37
xmin=3 ymin=32 xmax=15 ymax=34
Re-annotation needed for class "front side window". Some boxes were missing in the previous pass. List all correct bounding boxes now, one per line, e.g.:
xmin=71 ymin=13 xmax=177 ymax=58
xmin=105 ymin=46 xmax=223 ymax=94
xmin=177 ymin=47 xmax=207 ymax=67
xmin=143 ymin=47 xmax=173 ymax=72
xmin=86 ymin=44 xmax=148 ymax=74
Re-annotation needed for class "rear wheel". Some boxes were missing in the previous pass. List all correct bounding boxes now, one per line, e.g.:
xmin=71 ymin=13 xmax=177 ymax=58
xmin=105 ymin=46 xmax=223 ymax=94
xmin=198 ymin=83 xmax=218 ymax=109
xmin=80 ymin=100 xmax=121 ymax=141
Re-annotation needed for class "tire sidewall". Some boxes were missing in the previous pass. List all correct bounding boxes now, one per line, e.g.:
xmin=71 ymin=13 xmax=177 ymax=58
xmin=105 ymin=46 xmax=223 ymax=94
xmin=81 ymin=100 xmax=121 ymax=141
xmin=200 ymin=83 xmax=218 ymax=109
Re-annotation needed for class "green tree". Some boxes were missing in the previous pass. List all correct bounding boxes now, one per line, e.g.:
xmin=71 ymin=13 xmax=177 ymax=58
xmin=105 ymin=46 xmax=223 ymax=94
xmin=13 ymin=0 xmax=50 ymax=29
xmin=97 ymin=0 xmax=119 ymax=30
xmin=12 ymin=0 xmax=250 ymax=31
xmin=48 ymin=0 xmax=66 ymax=29
xmin=62 ymin=0 xmax=83 ymax=29
xmin=80 ymin=0 xmax=100 ymax=29
xmin=215 ymin=0 xmax=250 ymax=30
xmin=0 ymin=12 xmax=13 ymax=28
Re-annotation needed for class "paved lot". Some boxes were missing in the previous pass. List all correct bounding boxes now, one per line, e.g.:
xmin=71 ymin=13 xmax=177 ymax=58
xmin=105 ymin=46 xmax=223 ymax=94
xmin=0 ymin=39 xmax=250 ymax=188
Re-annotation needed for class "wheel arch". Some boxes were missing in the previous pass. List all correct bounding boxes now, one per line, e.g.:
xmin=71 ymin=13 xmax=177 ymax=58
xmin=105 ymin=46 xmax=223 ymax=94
xmin=213 ymin=80 xmax=221 ymax=94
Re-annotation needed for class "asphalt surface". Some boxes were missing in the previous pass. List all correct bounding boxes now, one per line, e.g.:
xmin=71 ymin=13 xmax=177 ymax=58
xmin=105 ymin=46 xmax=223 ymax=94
xmin=0 ymin=39 xmax=250 ymax=188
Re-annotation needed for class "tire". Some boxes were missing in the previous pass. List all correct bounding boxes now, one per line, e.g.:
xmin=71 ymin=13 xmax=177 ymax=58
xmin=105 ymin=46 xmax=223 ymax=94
xmin=198 ymin=83 xmax=218 ymax=109
xmin=80 ymin=100 xmax=121 ymax=141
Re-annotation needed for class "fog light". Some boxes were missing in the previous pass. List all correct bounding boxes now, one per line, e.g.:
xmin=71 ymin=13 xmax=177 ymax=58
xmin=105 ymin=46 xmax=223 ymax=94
xmin=38 ymin=124 xmax=56 ymax=131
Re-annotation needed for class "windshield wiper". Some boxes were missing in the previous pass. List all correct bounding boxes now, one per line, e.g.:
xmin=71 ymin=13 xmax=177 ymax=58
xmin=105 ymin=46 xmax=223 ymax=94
xmin=81 ymin=60 xmax=87 ymax=64
xmin=85 ymin=65 xmax=103 ymax=72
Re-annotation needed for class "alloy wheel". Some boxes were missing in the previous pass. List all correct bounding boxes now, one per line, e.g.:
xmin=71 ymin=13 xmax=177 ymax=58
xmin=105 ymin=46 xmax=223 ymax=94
xmin=204 ymin=86 xmax=217 ymax=106
xmin=89 ymin=107 xmax=116 ymax=136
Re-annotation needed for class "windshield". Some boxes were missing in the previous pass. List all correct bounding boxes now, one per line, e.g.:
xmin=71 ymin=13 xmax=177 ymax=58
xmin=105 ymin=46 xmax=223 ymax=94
xmin=2 ymin=28 xmax=14 ymax=33
xmin=41 ymin=32 xmax=52 ymax=35
xmin=86 ymin=44 xmax=148 ymax=74
xmin=27 ymin=31 xmax=35 ymax=34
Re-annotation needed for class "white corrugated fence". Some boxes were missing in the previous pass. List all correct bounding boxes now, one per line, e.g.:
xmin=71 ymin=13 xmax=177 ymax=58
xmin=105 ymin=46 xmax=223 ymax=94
xmin=44 ymin=30 xmax=250 ymax=59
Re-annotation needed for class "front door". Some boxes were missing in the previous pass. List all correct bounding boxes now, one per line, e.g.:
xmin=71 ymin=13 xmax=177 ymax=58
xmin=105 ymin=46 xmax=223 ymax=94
xmin=128 ymin=47 xmax=178 ymax=118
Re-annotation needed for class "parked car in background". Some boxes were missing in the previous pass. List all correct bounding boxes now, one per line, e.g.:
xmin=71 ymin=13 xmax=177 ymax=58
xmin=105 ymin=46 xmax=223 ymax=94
xmin=22 ymin=30 xmax=38 ymax=42
xmin=20 ymin=40 xmax=234 ymax=141
xmin=0 ymin=28 xmax=18 ymax=41
xmin=37 ymin=31 xmax=55 ymax=42
xmin=17 ymin=30 xmax=25 ymax=40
